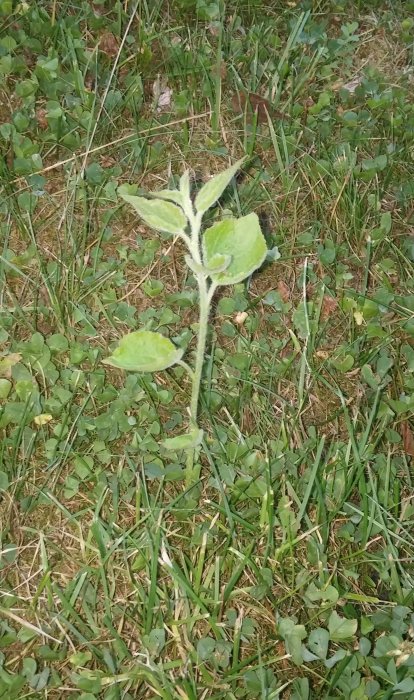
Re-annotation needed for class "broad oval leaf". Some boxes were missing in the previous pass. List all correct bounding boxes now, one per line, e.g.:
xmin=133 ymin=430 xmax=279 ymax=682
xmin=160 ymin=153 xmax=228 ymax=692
xmin=195 ymin=156 xmax=246 ymax=213
xmin=150 ymin=189 xmax=184 ymax=207
xmin=103 ymin=331 xmax=183 ymax=373
xmin=162 ymin=428 xmax=204 ymax=451
xmin=203 ymin=212 xmax=267 ymax=285
xmin=121 ymin=194 xmax=187 ymax=234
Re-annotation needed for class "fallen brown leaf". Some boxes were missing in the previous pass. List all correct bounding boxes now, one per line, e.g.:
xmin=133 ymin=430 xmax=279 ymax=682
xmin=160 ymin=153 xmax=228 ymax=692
xmin=277 ymin=280 xmax=291 ymax=303
xmin=99 ymin=32 xmax=119 ymax=58
xmin=100 ymin=155 xmax=116 ymax=168
xmin=401 ymin=421 xmax=414 ymax=457
xmin=321 ymin=294 xmax=338 ymax=320
xmin=36 ymin=107 xmax=48 ymax=129
xmin=231 ymin=90 xmax=288 ymax=124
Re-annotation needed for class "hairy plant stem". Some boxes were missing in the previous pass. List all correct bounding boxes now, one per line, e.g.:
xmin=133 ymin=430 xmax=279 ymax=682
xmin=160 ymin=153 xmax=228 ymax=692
xmin=182 ymin=206 xmax=212 ymax=485
xmin=182 ymin=206 xmax=207 ymax=429
xmin=190 ymin=272 xmax=209 ymax=427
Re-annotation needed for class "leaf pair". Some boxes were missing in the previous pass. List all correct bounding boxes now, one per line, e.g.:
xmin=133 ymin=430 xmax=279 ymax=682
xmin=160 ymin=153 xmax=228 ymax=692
xmin=122 ymin=187 xmax=267 ymax=287
xmin=122 ymin=157 xmax=246 ymax=230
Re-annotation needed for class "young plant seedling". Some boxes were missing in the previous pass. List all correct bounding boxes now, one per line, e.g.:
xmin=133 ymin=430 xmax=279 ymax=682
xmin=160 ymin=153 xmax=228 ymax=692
xmin=103 ymin=157 xmax=267 ymax=454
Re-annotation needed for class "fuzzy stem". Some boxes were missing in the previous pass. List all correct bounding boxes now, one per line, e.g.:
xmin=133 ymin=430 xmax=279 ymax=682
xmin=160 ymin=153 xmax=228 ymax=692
xmin=180 ymin=204 xmax=210 ymax=428
xmin=190 ymin=272 xmax=210 ymax=427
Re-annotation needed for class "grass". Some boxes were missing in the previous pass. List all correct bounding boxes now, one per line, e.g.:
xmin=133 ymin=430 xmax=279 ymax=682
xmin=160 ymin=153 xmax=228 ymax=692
xmin=1 ymin=0 xmax=414 ymax=698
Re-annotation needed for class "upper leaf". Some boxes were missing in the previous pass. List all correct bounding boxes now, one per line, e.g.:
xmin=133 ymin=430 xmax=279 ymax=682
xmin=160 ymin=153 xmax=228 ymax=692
xmin=121 ymin=194 xmax=187 ymax=234
xmin=195 ymin=156 xmax=246 ymax=213
xmin=179 ymin=171 xmax=191 ymax=205
xmin=203 ymin=212 xmax=267 ymax=286
xmin=102 ymin=330 xmax=183 ymax=373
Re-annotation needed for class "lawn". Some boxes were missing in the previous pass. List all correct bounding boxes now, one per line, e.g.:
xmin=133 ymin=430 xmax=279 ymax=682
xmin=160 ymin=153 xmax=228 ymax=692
xmin=1 ymin=0 xmax=414 ymax=698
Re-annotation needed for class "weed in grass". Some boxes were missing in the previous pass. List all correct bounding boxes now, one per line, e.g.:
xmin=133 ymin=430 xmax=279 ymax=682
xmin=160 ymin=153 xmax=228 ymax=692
xmin=104 ymin=158 xmax=268 ymax=480
xmin=1 ymin=1 xmax=414 ymax=698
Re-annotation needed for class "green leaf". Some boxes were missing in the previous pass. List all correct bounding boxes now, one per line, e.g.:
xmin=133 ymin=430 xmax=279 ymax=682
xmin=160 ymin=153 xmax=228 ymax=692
xmin=75 ymin=674 xmax=102 ymax=694
xmin=278 ymin=618 xmax=307 ymax=666
xmin=395 ymin=678 xmax=414 ymax=692
xmin=380 ymin=211 xmax=392 ymax=234
xmin=266 ymin=246 xmax=281 ymax=262
xmin=305 ymin=582 xmax=339 ymax=605
xmin=361 ymin=154 xmax=387 ymax=172
xmin=244 ymin=669 xmax=278 ymax=693
xmin=46 ymin=334 xmax=69 ymax=353
xmin=162 ymin=428 xmax=204 ymax=451
xmin=331 ymin=353 xmax=354 ymax=372
xmin=22 ymin=657 xmax=37 ymax=679
xmin=143 ymin=628 xmax=166 ymax=656
xmin=307 ymin=628 xmax=329 ymax=660
xmin=292 ymin=301 xmax=315 ymax=339
xmin=324 ymin=648 xmax=348 ymax=669
xmin=30 ymin=667 xmax=50 ymax=691
xmin=374 ymin=634 xmax=401 ymax=657
xmin=103 ymin=331 xmax=183 ymax=373
xmin=213 ymin=640 xmax=231 ymax=669
xmin=197 ymin=636 xmax=216 ymax=661
xmin=121 ymin=194 xmax=187 ymax=234
xmin=361 ymin=364 xmax=379 ymax=390
xmin=402 ymin=343 xmax=414 ymax=371
xmin=69 ymin=651 xmax=93 ymax=667
xmin=203 ymin=213 xmax=267 ymax=286
xmin=73 ymin=456 xmax=94 ymax=480
xmin=291 ymin=678 xmax=310 ymax=700
xmin=85 ymin=162 xmax=105 ymax=186
xmin=328 ymin=611 xmax=357 ymax=641
xmin=0 ymin=0 xmax=13 ymax=13
xmin=195 ymin=157 xmax=246 ymax=213
xmin=0 ymin=378 xmax=11 ymax=398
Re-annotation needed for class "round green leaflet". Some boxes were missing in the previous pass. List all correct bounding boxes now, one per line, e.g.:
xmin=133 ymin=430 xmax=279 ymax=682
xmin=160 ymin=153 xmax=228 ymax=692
xmin=202 ymin=212 xmax=267 ymax=286
xmin=102 ymin=331 xmax=183 ymax=373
